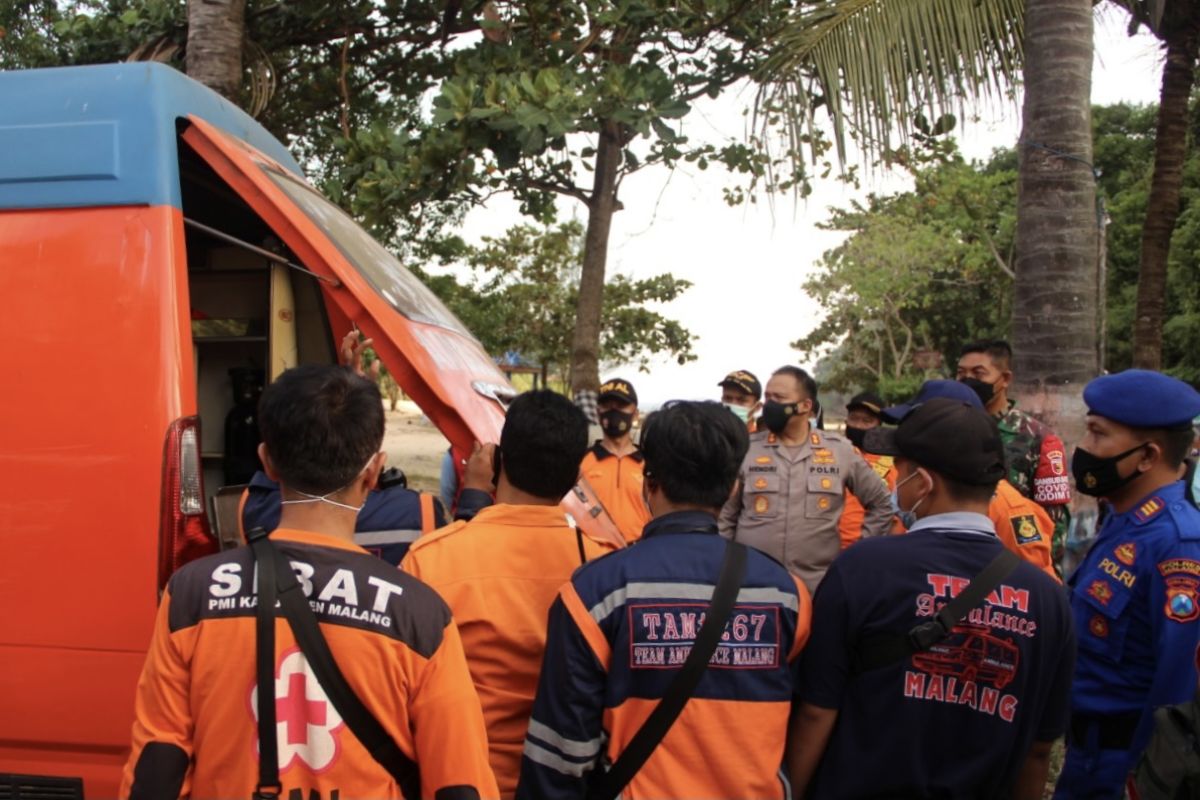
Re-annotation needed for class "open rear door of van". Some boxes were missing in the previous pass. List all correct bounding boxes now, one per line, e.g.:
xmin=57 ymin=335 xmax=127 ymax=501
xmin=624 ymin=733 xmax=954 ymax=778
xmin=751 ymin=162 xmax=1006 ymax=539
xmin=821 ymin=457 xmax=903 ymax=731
xmin=182 ymin=117 xmax=624 ymax=550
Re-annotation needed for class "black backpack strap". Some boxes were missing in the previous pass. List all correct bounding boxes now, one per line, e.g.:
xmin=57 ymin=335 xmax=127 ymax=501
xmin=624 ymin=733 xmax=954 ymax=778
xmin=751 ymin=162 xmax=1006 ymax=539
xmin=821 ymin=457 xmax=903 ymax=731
xmin=585 ymin=540 xmax=748 ymax=800
xmin=247 ymin=530 xmax=422 ymax=800
xmin=855 ymin=547 xmax=1021 ymax=673
xmin=247 ymin=528 xmax=282 ymax=800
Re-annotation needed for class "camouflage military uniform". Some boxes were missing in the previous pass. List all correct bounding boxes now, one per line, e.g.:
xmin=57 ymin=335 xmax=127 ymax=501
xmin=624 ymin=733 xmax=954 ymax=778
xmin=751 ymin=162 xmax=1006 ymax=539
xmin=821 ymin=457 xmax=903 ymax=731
xmin=996 ymin=402 xmax=1072 ymax=577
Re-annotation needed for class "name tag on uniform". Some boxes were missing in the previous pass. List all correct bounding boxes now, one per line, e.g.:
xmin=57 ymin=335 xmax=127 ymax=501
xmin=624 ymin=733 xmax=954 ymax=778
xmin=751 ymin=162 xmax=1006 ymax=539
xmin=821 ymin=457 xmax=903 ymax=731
xmin=628 ymin=603 xmax=782 ymax=670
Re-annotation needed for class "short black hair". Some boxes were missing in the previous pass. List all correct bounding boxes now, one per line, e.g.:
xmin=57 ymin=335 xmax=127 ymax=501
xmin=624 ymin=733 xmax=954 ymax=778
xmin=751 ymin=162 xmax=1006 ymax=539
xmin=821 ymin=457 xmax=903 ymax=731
xmin=960 ymin=339 xmax=1013 ymax=370
xmin=499 ymin=390 xmax=589 ymax=499
xmin=940 ymin=474 xmax=1000 ymax=504
xmin=1143 ymin=425 xmax=1196 ymax=468
xmin=772 ymin=365 xmax=818 ymax=401
xmin=901 ymin=460 xmax=999 ymax=505
xmin=640 ymin=401 xmax=750 ymax=509
xmin=258 ymin=365 xmax=384 ymax=495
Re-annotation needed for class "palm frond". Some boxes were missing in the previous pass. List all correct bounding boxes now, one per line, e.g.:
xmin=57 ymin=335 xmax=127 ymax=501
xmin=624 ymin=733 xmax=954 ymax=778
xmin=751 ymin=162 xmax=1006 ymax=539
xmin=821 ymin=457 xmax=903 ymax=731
xmin=757 ymin=0 xmax=1026 ymax=166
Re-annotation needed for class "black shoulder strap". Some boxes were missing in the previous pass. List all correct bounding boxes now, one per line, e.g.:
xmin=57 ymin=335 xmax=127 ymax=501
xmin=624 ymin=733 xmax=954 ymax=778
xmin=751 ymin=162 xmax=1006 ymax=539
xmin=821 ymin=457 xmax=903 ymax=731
xmin=585 ymin=540 xmax=748 ymax=800
xmin=247 ymin=529 xmax=421 ymax=800
xmin=855 ymin=547 xmax=1021 ymax=673
xmin=249 ymin=528 xmax=281 ymax=800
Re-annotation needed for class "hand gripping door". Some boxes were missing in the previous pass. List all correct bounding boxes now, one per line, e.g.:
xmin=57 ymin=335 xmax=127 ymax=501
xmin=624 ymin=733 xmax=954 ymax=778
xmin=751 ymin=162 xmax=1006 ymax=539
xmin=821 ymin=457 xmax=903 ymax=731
xmin=585 ymin=541 xmax=748 ymax=800
xmin=181 ymin=117 xmax=624 ymax=551
xmin=247 ymin=528 xmax=420 ymax=799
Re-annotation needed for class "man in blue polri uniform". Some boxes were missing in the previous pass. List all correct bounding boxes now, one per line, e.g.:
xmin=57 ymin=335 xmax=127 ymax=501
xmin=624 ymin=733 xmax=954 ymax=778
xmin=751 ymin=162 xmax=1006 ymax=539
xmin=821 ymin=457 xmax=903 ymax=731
xmin=1056 ymin=370 xmax=1200 ymax=799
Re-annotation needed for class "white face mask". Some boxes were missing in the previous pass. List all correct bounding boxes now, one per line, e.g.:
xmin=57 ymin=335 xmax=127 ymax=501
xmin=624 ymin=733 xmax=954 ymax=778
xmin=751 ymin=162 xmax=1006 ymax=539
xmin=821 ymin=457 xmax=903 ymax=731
xmin=724 ymin=403 xmax=752 ymax=423
xmin=280 ymin=454 xmax=377 ymax=514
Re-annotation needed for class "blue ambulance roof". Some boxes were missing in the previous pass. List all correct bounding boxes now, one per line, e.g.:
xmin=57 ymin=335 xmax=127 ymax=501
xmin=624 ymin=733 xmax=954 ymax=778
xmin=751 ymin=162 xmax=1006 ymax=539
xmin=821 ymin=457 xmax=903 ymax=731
xmin=0 ymin=62 xmax=303 ymax=211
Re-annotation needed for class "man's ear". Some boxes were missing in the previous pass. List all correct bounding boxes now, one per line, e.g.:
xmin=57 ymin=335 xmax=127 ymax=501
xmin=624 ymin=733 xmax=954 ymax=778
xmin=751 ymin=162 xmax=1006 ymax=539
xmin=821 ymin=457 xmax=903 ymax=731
xmin=362 ymin=451 xmax=387 ymax=492
xmin=997 ymin=368 xmax=1014 ymax=392
xmin=1139 ymin=441 xmax=1163 ymax=472
xmin=258 ymin=444 xmax=279 ymax=482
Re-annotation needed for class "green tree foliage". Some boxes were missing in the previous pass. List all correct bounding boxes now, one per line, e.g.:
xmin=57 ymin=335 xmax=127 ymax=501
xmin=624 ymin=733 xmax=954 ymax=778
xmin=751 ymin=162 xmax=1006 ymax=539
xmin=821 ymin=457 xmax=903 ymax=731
xmin=328 ymin=0 xmax=805 ymax=393
xmin=802 ymin=99 xmax=1200 ymax=399
xmin=419 ymin=221 xmax=695 ymax=385
xmin=797 ymin=146 xmax=1016 ymax=401
xmin=1095 ymin=100 xmax=1200 ymax=383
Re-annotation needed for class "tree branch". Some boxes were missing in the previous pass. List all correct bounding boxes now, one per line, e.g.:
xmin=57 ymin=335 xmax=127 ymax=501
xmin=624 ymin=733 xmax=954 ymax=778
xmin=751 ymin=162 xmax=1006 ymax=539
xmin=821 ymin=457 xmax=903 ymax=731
xmin=524 ymin=178 xmax=593 ymax=205
xmin=981 ymin=227 xmax=1016 ymax=279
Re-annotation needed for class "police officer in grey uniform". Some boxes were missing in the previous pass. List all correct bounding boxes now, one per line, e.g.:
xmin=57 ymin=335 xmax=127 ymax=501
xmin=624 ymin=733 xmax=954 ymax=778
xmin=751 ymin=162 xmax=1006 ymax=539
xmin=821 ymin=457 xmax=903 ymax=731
xmin=719 ymin=366 xmax=893 ymax=594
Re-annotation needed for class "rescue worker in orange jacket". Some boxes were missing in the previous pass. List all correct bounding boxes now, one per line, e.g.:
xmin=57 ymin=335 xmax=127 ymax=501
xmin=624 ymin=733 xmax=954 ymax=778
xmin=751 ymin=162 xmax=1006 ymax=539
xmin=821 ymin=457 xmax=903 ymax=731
xmin=579 ymin=378 xmax=651 ymax=543
xmin=839 ymin=391 xmax=900 ymax=549
xmin=119 ymin=365 xmax=497 ymax=799
xmin=402 ymin=390 xmax=613 ymax=797
xmin=517 ymin=401 xmax=811 ymax=799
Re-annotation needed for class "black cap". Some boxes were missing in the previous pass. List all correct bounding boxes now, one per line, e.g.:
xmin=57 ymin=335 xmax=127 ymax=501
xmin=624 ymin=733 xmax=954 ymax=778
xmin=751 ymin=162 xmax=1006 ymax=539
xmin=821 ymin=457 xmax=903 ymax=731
xmin=598 ymin=378 xmax=638 ymax=406
xmin=862 ymin=398 xmax=1005 ymax=486
xmin=846 ymin=391 xmax=885 ymax=416
xmin=718 ymin=370 xmax=762 ymax=400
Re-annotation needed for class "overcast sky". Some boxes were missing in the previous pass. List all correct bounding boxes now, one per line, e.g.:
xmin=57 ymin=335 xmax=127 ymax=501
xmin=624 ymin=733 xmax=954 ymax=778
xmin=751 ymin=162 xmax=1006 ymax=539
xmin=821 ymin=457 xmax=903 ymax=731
xmin=441 ymin=10 xmax=1165 ymax=408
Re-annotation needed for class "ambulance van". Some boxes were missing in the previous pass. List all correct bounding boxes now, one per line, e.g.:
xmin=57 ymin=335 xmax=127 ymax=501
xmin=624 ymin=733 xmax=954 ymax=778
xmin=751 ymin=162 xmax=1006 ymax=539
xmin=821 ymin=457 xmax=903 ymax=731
xmin=0 ymin=63 xmax=620 ymax=797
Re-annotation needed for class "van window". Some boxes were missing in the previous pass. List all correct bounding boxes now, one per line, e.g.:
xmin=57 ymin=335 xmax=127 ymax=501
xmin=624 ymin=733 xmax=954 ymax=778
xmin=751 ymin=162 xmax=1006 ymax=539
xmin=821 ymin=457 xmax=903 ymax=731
xmin=259 ymin=164 xmax=471 ymax=339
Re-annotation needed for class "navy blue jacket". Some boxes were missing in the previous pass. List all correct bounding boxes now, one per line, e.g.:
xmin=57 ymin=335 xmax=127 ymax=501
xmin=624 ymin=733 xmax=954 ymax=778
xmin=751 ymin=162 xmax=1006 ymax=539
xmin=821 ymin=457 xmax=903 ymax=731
xmin=240 ymin=472 xmax=447 ymax=565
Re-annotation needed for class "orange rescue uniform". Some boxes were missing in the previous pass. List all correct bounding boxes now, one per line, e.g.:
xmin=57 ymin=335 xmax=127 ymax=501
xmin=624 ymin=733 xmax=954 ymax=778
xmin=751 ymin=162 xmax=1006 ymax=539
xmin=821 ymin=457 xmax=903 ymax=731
xmin=119 ymin=528 xmax=498 ymax=799
xmin=989 ymin=478 xmax=1059 ymax=580
xmin=401 ymin=504 xmax=610 ymax=798
xmin=839 ymin=449 xmax=900 ymax=549
xmin=579 ymin=443 xmax=650 ymax=544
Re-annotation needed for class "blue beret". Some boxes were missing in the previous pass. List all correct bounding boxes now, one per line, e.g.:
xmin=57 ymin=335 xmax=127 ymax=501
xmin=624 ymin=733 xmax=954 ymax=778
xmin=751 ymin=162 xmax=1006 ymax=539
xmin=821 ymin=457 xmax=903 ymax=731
xmin=1083 ymin=369 xmax=1200 ymax=428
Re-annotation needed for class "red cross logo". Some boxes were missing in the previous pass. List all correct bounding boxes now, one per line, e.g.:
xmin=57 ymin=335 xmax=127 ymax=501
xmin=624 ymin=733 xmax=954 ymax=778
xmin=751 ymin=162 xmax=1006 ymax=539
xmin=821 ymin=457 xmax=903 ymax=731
xmin=249 ymin=647 xmax=345 ymax=773
xmin=278 ymin=672 xmax=328 ymax=745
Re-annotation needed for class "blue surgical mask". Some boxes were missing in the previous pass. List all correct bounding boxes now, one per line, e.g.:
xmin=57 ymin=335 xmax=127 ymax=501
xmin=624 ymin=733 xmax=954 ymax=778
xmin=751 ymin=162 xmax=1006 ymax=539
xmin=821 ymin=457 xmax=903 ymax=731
xmin=892 ymin=470 xmax=926 ymax=529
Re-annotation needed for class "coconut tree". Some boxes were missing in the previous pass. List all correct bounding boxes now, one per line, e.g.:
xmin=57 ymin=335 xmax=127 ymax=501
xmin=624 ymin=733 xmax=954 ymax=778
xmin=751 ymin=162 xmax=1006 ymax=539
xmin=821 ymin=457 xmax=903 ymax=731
xmin=185 ymin=0 xmax=247 ymax=102
xmin=1115 ymin=0 xmax=1200 ymax=369
xmin=759 ymin=0 xmax=1100 ymax=435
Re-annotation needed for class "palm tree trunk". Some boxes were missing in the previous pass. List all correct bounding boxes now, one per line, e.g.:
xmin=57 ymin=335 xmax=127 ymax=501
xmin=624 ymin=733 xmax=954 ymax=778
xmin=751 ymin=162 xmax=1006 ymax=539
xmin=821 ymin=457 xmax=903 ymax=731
xmin=1012 ymin=0 xmax=1098 ymax=436
xmin=569 ymin=120 xmax=622 ymax=395
xmin=1132 ymin=32 xmax=1198 ymax=369
xmin=186 ymin=0 xmax=246 ymax=103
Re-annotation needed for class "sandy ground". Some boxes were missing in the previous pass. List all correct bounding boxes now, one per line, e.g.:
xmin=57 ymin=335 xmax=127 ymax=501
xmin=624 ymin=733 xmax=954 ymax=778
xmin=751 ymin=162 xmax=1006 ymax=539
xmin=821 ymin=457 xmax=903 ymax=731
xmin=382 ymin=400 xmax=452 ymax=494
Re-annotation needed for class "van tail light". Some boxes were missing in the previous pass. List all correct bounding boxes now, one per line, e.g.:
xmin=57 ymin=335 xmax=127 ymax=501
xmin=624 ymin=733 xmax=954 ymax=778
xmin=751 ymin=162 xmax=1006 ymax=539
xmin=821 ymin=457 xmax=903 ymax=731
xmin=158 ymin=416 xmax=218 ymax=591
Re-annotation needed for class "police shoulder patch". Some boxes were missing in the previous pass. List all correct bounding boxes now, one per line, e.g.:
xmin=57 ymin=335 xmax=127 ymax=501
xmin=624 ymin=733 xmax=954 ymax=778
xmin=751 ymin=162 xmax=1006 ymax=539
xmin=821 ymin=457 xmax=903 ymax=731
xmin=1165 ymin=577 xmax=1200 ymax=623
xmin=1159 ymin=558 xmax=1200 ymax=578
xmin=1011 ymin=515 xmax=1042 ymax=545
xmin=1114 ymin=542 xmax=1137 ymax=566
xmin=1134 ymin=496 xmax=1166 ymax=524
xmin=1088 ymin=579 xmax=1115 ymax=606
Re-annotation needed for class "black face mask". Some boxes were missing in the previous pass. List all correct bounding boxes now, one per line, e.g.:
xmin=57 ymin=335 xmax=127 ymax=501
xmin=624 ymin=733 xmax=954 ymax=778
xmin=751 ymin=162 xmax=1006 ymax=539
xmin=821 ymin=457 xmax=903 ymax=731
xmin=960 ymin=377 xmax=995 ymax=405
xmin=1071 ymin=442 xmax=1148 ymax=497
xmin=761 ymin=400 xmax=799 ymax=435
xmin=599 ymin=409 xmax=634 ymax=439
xmin=845 ymin=425 xmax=868 ymax=449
